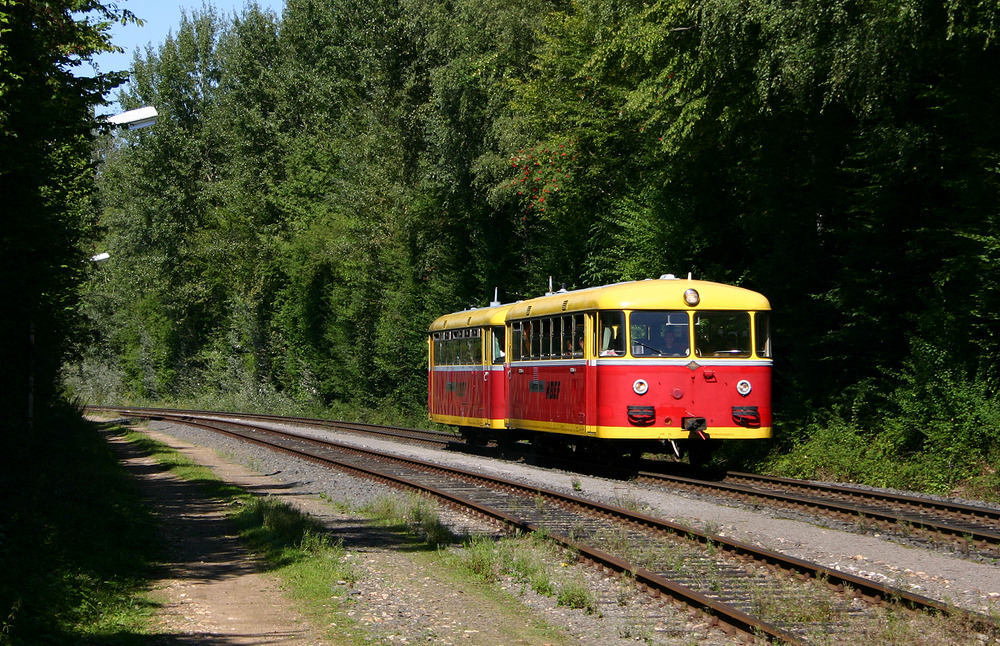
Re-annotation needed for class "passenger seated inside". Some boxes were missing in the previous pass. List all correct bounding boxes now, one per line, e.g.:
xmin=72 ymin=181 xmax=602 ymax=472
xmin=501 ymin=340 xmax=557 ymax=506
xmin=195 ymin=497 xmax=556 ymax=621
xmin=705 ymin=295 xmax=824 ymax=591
xmin=663 ymin=326 xmax=689 ymax=357
xmin=598 ymin=312 xmax=626 ymax=356
xmin=629 ymin=312 xmax=689 ymax=357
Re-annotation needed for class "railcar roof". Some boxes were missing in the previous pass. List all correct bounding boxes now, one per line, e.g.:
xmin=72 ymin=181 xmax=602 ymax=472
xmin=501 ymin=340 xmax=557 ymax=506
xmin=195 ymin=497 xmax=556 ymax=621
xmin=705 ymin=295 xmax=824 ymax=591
xmin=506 ymin=277 xmax=770 ymax=319
xmin=428 ymin=302 xmax=514 ymax=331
xmin=428 ymin=278 xmax=770 ymax=331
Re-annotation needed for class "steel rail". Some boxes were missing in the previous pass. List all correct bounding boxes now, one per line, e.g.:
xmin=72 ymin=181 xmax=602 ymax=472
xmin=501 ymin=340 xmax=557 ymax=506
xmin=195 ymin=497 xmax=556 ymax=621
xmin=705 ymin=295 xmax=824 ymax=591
xmin=635 ymin=470 xmax=1000 ymax=552
xmin=87 ymin=405 xmax=455 ymax=447
xmin=727 ymin=470 xmax=1000 ymax=525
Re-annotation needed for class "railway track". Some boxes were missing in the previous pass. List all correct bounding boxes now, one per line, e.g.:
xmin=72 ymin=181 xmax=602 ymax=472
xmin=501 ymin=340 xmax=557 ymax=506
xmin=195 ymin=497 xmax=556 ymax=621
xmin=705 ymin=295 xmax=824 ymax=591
xmin=634 ymin=470 xmax=1000 ymax=561
xmin=89 ymin=405 xmax=456 ymax=447
xmin=92 ymin=406 xmax=1000 ymax=560
xmin=91 ymin=406 xmax=997 ymax=644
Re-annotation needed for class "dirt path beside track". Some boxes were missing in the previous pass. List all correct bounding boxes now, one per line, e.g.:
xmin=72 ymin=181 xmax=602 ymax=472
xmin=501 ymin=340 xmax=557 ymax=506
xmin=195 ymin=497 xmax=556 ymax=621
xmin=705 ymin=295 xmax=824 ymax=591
xmin=105 ymin=428 xmax=333 ymax=645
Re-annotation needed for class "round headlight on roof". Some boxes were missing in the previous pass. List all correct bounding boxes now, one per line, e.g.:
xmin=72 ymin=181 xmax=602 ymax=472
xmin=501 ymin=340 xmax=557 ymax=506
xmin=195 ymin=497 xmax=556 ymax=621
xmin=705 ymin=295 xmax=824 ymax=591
xmin=683 ymin=288 xmax=700 ymax=306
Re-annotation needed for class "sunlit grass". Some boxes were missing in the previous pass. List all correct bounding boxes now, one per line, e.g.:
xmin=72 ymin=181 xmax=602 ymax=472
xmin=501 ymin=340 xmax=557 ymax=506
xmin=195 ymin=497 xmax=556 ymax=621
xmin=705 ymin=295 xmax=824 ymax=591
xmin=447 ymin=532 xmax=597 ymax=614
xmin=365 ymin=492 xmax=459 ymax=548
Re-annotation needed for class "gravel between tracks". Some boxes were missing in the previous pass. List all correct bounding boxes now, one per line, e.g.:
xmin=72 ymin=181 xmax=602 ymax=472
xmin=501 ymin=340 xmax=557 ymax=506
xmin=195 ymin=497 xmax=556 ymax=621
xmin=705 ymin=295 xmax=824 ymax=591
xmin=113 ymin=417 xmax=1000 ymax=644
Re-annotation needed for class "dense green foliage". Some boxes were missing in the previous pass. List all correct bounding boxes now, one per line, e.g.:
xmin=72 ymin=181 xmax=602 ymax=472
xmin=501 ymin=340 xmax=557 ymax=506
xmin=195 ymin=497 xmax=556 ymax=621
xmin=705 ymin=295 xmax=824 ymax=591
xmin=68 ymin=0 xmax=1000 ymax=494
xmin=0 ymin=0 xmax=134 ymax=432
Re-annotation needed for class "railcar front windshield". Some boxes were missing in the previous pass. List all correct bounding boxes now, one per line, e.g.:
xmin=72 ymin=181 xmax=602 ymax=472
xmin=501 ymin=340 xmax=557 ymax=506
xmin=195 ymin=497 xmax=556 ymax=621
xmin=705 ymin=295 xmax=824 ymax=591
xmin=619 ymin=310 xmax=767 ymax=359
xmin=491 ymin=326 xmax=505 ymax=364
xmin=628 ymin=311 xmax=690 ymax=357
xmin=693 ymin=311 xmax=752 ymax=357
xmin=755 ymin=312 xmax=771 ymax=358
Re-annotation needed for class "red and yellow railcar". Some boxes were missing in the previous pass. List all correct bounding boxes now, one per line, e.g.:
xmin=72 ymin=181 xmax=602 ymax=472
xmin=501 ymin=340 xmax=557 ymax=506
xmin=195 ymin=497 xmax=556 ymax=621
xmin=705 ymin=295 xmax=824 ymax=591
xmin=428 ymin=275 xmax=771 ymax=464
xmin=427 ymin=302 xmax=511 ymax=446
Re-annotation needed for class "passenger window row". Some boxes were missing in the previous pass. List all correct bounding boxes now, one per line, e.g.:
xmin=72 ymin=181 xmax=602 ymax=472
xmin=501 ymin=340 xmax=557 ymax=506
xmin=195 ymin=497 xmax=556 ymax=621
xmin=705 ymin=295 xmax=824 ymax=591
xmin=432 ymin=328 xmax=482 ymax=365
xmin=510 ymin=314 xmax=585 ymax=361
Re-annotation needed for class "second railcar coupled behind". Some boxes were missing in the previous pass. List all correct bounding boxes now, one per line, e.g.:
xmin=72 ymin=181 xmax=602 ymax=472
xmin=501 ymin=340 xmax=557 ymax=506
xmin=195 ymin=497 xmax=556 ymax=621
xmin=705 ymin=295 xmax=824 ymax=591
xmin=428 ymin=275 xmax=772 ymax=464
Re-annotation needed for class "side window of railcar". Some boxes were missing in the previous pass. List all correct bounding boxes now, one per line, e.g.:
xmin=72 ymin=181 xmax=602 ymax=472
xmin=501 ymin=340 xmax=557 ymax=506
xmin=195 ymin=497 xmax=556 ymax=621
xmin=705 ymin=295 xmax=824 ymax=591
xmin=755 ymin=312 xmax=771 ymax=358
xmin=472 ymin=328 xmax=483 ymax=364
xmin=598 ymin=311 xmax=626 ymax=357
xmin=572 ymin=314 xmax=585 ymax=357
xmin=693 ymin=312 xmax=751 ymax=357
xmin=539 ymin=318 xmax=551 ymax=358
xmin=440 ymin=332 xmax=450 ymax=364
xmin=492 ymin=326 xmax=506 ymax=364
xmin=511 ymin=322 xmax=524 ymax=361
xmin=559 ymin=316 xmax=571 ymax=357
xmin=528 ymin=320 xmax=540 ymax=358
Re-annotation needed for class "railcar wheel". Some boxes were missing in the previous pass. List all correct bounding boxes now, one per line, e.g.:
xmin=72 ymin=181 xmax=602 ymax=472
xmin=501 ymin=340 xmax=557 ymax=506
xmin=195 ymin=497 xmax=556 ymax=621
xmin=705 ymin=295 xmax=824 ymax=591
xmin=496 ymin=434 xmax=518 ymax=456
xmin=461 ymin=426 xmax=487 ymax=447
xmin=573 ymin=438 xmax=600 ymax=458
xmin=531 ymin=432 xmax=563 ymax=459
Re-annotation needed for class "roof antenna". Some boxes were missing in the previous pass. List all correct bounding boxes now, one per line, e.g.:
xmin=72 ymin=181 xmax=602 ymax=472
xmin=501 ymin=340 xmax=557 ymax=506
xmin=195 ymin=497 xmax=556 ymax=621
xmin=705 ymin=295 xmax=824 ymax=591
xmin=688 ymin=271 xmax=693 ymax=280
xmin=546 ymin=276 xmax=554 ymax=295
xmin=490 ymin=288 xmax=500 ymax=307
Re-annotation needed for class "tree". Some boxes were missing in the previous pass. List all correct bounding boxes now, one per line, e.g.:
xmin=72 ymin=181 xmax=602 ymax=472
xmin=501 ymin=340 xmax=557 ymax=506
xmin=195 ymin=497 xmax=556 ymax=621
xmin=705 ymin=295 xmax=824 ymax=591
xmin=0 ymin=0 xmax=135 ymax=433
